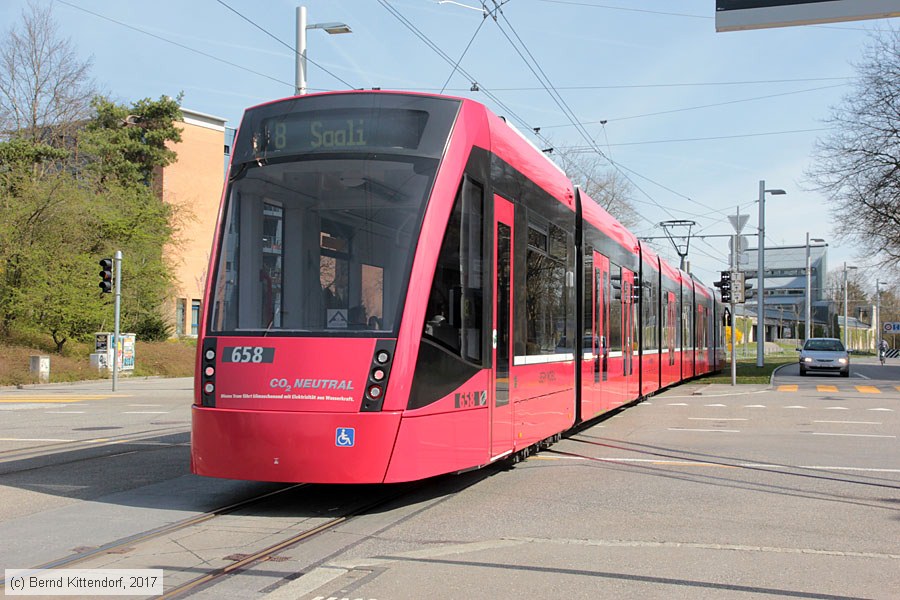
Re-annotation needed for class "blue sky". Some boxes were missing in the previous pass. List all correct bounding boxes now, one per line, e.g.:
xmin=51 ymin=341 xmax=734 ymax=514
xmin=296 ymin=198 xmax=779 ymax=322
xmin=2 ymin=0 xmax=895 ymax=287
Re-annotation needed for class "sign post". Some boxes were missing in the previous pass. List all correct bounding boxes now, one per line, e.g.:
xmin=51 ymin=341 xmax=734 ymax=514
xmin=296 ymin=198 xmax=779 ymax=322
xmin=112 ymin=250 xmax=122 ymax=392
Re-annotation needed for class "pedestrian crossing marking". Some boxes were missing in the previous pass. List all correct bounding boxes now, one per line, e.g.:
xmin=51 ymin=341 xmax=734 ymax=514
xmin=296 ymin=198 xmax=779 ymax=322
xmin=773 ymin=385 xmax=898 ymax=394
xmin=854 ymin=386 xmax=881 ymax=394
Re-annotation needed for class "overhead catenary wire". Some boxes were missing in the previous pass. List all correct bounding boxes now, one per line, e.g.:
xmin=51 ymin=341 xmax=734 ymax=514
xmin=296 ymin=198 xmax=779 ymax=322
xmin=53 ymin=0 xmax=295 ymax=88
xmin=439 ymin=7 xmax=490 ymax=93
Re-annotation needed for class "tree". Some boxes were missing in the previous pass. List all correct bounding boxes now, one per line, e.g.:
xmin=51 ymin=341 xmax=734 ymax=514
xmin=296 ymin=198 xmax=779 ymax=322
xmin=0 ymin=93 xmax=183 ymax=351
xmin=553 ymin=148 xmax=640 ymax=229
xmin=0 ymin=1 xmax=96 ymax=144
xmin=807 ymin=29 xmax=900 ymax=267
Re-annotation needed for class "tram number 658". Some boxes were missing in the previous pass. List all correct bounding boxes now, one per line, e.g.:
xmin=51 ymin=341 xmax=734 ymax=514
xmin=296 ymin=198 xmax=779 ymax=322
xmin=223 ymin=346 xmax=275 ymax=363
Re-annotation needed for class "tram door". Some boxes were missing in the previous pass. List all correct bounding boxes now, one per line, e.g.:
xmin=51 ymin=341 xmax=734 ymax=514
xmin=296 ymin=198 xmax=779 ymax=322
xmin=592 ymin=252 xmax=610 ymax=414
xmin=492 ymin=196 xmax=514 ymax=458
xmin=622 ymin=268 xmax=637 ymax=401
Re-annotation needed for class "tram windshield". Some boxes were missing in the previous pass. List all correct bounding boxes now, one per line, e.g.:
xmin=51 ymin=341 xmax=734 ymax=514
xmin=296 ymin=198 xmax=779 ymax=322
xmin=209 ymin=155 xmax=438 ymax=334
xmin=209 ymin=93 xmax=459 ymax=335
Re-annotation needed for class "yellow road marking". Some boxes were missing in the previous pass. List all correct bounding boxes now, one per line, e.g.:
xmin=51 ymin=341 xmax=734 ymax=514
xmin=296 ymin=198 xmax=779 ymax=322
xmin=777 ymin=385 xmax=798 ymax=392
xmin=0 ymin=395 xmax=127 ymax=403
xmin=854 ymin=386 xmax=881 ymax=394
xmin=817 ymin=385 xmax=838 ymax=392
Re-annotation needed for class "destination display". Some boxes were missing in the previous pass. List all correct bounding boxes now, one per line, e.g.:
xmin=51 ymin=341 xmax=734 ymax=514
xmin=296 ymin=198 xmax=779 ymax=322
xmin=257 ymin=108 xmax=429 ymax=155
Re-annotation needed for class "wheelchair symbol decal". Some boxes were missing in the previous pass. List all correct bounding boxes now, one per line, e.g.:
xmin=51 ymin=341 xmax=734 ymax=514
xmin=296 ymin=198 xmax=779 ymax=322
xmin=335 ymin=427 xmax=355 ymax=447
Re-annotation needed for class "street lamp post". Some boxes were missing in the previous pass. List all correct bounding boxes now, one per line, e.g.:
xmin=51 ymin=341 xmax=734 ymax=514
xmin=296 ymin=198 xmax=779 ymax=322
xmin=756 ymin=180 xmax=786 ymax=367
xmin=842 ymin=262 xmax=858 ymax=349
xmin=877 ymin=279 xmax=886 ymax=353
xmin=804 ymin=233 xmax=826 ymax=341
xmin=295 ymin=6 xmax=352 ymax=96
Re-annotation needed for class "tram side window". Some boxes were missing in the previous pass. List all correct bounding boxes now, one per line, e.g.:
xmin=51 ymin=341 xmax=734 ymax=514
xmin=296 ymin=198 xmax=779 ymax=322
xmin=423 ymin=177 xmax=484 ymax=364
xmin=609 ymin=264 xmax=622 ymax=356
xmin=525 ymin=218 xmax=569 ymax=355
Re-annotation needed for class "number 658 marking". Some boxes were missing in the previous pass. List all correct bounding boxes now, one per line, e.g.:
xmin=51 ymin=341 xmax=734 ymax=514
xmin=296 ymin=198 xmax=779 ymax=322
xmin=222 ymin=346 xmax=275 ymax=363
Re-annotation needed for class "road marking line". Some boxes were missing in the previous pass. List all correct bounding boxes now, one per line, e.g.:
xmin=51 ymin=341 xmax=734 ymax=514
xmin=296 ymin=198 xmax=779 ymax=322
xmin=868 ymin=408 xmax=894 ymax=412
xmin=689 ymin=418 xmax=747 ymax=421
xmin=45 ymin=411 xmax=85 ymax=414
xmin=0 ymin=437 xmax=75 ymax=442
xmin=128 ymin=404 xmax=161 ymax=407
xmin=507 ymin=537 xmax=900 ymax=559
xmin=810 ymin=432 xmax=895 ymax=438
xmin=668 ymin=428 xmax=740 ymax=433
xmin=855 ymin=385 xmax=881 ymax=394
xmin=785 ymin=405 xmax=807 ymax=409
xmin=816 ymin=385 xmax=838 ymax=392
xmin=777 ymin=385 xmax=798 ymax=392
xmin=856 ymin=373 xmax=871 ymax=380
xmin=122 ymin=411 xmax=169 ymax=414
xmin=744 ymin=404 xmax=766 ymax=408
xmin=824 ymin=406 xmax=849 ymax=410
xmin=0 ymin=395 xmax=128 ymax=403
xmin=704 ymin=403 xmax=727 ymax=407
xmin=814 ymin=420 xmax=881 ymax=425
xmin=797 ymin=466 xmax=900 ymax=473
xmin=667 ymin=403 xmax=689 ymax=406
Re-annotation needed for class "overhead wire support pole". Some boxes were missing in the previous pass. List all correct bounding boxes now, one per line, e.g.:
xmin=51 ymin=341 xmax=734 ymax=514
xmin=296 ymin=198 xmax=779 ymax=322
xmin=731 ymin=209 xmax=738 ymax=386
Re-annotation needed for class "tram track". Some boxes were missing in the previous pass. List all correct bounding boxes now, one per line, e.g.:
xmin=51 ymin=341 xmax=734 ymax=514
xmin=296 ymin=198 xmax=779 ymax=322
xmin=0 ymin=483 xmax=305 ymax=588
xmin=0 ymin=477 xmax=438 ymax=599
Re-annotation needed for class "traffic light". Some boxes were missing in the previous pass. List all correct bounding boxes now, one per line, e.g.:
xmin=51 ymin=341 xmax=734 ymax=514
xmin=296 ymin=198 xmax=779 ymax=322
xmin=714 ymin=270 xmax=732 ymax=303
xmin=99 ymin=258 xmax=113 ymax=293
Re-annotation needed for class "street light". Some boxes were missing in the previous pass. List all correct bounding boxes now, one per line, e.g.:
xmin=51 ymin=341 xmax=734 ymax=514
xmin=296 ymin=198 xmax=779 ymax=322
xmin=757 ymin=180 xmax=786 ymax=367
xmin=876 ymin=279 xmax=886 ymax=353
xmin=804 ymin=233 xmax=826 ymax=341
xmin=842 ymin=262 xmax=858 ymax=349
xmin=295 ymin=6 xmax=352 ymax=96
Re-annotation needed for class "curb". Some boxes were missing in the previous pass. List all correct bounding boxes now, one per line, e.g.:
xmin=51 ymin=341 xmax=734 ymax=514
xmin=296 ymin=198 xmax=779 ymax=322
xmin=770 ymin=362 xmax=795 ymax=386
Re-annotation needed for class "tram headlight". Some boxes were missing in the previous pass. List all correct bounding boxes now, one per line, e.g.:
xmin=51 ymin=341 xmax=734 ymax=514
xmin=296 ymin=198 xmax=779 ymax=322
xmin=367 ymin=384 xmax=383 ymax=399
xmin=204 ymin=382 xmax=215 ymax=394
xmin=205 ymin=348 xmax=216 ymax=361
xmin=375 ymin=350 xmax=390 ymax=365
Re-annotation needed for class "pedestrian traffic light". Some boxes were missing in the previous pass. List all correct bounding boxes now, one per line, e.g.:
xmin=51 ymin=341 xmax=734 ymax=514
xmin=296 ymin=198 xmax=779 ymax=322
xmin=99 ymin=258 xmax=113 ymax=293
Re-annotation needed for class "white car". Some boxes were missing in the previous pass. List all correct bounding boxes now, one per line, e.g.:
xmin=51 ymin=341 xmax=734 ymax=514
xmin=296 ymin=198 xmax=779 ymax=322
xmin=798 ymin=338 xmax=850 ymax=377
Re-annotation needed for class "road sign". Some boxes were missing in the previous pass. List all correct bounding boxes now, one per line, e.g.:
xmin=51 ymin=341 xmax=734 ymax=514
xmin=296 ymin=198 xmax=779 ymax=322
xmin=882 ymin=322 xmax=900 ymax=333
xmin=728 ymin=214 xmax=750 ymax=234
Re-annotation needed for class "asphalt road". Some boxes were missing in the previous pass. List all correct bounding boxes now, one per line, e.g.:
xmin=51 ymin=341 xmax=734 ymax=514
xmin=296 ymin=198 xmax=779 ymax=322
xmin=0 ymin=373 xmax=897 ymax=599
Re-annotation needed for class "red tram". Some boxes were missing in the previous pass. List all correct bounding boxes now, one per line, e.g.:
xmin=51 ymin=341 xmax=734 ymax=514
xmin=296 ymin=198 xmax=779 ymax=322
xmin=191 ymin=91 xmax=725 ymax=484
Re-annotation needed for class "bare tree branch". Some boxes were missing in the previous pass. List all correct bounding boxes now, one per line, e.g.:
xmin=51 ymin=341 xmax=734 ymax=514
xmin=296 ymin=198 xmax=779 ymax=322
xmin=0 ymin=1 xmax=96 ymax=143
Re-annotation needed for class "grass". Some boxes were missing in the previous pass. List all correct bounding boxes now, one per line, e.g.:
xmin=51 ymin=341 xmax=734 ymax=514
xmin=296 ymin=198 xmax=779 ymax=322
xmin=705 ymin=355 xmax=796 ymax=384
xmin=703 ymin=340 xmax=799 ymax=384
xmin=0 ymin=330 xmax=196 ymax=386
